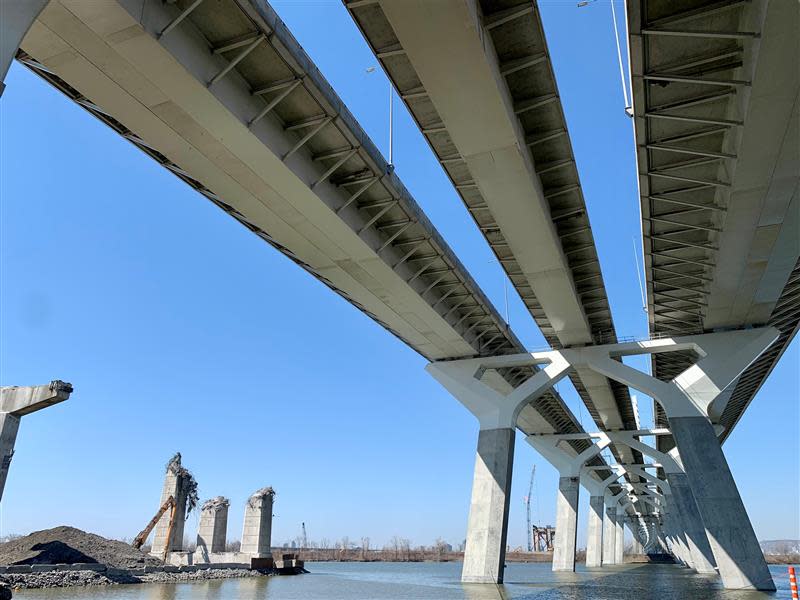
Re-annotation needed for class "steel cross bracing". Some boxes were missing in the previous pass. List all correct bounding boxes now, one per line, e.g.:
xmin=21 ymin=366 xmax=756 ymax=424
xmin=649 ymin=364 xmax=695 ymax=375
xmin=344 ymin=0 xmax=644 ymax=477
xmin=14 ymin=0 xmax=620 ymax=464
xmin=627 ymin=0 xmax=800 ymax=445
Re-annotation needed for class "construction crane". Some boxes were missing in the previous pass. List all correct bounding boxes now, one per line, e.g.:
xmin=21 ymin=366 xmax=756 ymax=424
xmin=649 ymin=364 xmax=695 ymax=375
xmin=132 ymin=495 xmax=175 ymax=550
xmin=525 ymin=465 xmax=536 ymax=552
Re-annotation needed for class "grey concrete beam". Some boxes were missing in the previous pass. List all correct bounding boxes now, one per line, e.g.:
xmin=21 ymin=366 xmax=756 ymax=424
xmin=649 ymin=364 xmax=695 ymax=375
xmin=0 ymin=380 xmax=72 ymax=501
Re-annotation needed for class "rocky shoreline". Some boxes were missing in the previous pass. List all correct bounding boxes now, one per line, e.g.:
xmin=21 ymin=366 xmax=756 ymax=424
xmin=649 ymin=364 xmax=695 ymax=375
xmin=0 ymin=566 xmax=270 ymax=590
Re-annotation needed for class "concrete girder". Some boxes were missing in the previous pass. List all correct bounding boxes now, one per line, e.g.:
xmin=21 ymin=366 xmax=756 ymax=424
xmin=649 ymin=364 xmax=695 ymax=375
xmin=11 ymin=0 xmax=540 ymax=371
xmin=347 ymin=0 xmax=639 ymax=465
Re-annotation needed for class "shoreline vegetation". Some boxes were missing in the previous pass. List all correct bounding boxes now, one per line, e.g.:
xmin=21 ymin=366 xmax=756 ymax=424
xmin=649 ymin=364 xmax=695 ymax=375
xmin=0 ymin=526 xmax=796 ymax=591
xmin=261 ymin=547 xmax=798 ymax=565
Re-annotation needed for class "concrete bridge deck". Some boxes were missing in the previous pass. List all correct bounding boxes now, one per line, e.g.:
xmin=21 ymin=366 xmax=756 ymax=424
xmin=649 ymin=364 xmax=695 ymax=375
xmin=344 ymin=0 xmax=645 ymax=475
xmin=627 ymin=0 xmax=799 ymax=444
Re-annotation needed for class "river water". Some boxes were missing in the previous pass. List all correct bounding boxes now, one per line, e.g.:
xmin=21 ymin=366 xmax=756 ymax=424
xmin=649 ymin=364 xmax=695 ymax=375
xmin=14 ymin=562 xmax=795 ymax=599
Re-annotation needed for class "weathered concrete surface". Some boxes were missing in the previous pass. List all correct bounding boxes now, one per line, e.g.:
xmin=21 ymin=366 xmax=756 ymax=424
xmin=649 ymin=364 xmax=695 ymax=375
xmin=462 ymin=428 xmax=514 ymax=583
xmin=552 ymin=476 xmax=579 ymax=572
xmin=614 ymin=507 xmax=624 ymax=564
xmin=151 ymin=457 xmax=188 ymax=557
xmin=585 ymin=495 xmax=604 ymax=567
xmin=631 ymin=536 xmax=643 ymax=555
xmin=666 ymin=472 xmax=716 ymax=573
xmin=661 ymin=496 xmax=690 ymax=567
xmin=602 ymin=505 xmax=616 ymax=565
xmin=671 ymin=416 xmax=774 ymax=590
xmin=0 ymin=413 xmax=21 ymax=498
xmin=0 ymin=381 xmax=72 ymax=500
xmin=197 ymin=497 xmax=229 ymax=557
xmin=241 ymin=488 xmax=275 ymax=558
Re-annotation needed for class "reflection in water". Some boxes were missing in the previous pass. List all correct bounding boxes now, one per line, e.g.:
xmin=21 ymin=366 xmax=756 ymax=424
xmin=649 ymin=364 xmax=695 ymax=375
xmin=235 ymin=576 xmax=272 ymax=597
xmin=462 ymin=582 xmax=509 ymax=600
xmin=13 ymin=563 xmax=793 ymax=600
xmin=145 ymin=583 xmax=176 ymax=600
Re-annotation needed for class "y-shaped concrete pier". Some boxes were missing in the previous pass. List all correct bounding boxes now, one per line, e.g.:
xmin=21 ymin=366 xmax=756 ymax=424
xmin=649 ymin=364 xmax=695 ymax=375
xmin=428 ymin=327 xmax=778 ymax=590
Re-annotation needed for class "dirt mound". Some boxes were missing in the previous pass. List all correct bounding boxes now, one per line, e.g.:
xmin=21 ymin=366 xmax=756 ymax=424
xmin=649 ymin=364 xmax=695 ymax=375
xmin=0 ymin=526 xmax=163 ymax=569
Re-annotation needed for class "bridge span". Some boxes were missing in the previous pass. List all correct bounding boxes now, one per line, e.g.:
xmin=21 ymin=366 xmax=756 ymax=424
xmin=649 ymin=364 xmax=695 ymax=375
xmin=1 ymin=0 xmax=797 ymax=593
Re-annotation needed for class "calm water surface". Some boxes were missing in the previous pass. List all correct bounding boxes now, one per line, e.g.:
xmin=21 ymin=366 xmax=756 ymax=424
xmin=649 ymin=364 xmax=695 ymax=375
xmin=15 ymin=563 xmax=795 ymax=599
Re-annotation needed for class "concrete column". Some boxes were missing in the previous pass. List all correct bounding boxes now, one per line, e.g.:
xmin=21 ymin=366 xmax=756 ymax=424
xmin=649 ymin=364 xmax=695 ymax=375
xmin=0 ymin=0 xmax=50 ymax=96
xmin=665 ymin=472 xmax=716 ymax=573
xmin=0 ymin=381 xmax=72 ymax=501
xmin=585 ymin=495 xmax=604 ymax=567
xmin=197 ymin=497 xmax=229 ymax=558
xmin=241 ymin=487 xmax=275 ymax=558
xmin=151 ymin=455 xmax=189 ymax=557
xmin=0 ymin=414 xmax=21 ymax=498
xmin=614 ymin=507 xmax=624 ymax=564
xmin=602 ymin=505 xmax=616 ymax=565
xmin=670 ymin=416 xmax=774 ymax=590
xmin=462 ymin=428 xmax=514 ymax=583
xmin=631 ymin=536 xmax=643 ymax=555
xmin=661 ymin=493 xmax=691 ymax=566
xmin=652 ymin=522 xmax=670 ymax=556
xmin=552 ymin=476 xmax=579 ymax=572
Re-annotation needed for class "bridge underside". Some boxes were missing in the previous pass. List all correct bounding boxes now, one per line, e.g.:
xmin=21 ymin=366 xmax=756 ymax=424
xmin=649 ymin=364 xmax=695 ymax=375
xmin=0 ymin=0 xmax=794 ymax=594
xmin=628 ymin=0 xmax=799 ymax=445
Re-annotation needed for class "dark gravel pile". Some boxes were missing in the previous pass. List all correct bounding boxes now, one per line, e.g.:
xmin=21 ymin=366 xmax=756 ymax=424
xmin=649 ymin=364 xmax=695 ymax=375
xmin=0 ymin=567 xmax=266 ymax=589
xmin=0 ymin=526 xmax=162 ymax=569
xmin=140 ymin=568 xmax=263 ymax=584
xmin=0 ymin=570 xmax=122 ymax=589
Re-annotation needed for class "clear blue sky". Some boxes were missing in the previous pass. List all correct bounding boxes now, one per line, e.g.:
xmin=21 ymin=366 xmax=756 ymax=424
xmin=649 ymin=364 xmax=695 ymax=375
xmin=1 ymin=1 xmax=797 ymax=551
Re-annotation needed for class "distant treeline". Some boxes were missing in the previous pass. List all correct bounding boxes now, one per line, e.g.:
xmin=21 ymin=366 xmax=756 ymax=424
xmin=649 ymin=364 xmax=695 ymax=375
xmin=269 ymin=547 xmax=556 ymax=563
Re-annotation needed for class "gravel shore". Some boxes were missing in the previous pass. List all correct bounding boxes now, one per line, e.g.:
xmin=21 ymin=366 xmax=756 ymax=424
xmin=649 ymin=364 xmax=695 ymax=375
xmin=0 ymin=567 xmax=269 ymax=589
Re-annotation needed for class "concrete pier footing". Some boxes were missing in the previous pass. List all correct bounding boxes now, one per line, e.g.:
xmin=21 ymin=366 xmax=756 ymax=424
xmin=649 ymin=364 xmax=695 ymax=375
xmin=461 ymin=428 xmax=514 ymax=583
xmin=585 ymin=495 xmax=604 ymax=567
xmin=552 ymin=476 xmax=579 ymax=572
xmin=241 ymin=488 xmax=275 ymax=558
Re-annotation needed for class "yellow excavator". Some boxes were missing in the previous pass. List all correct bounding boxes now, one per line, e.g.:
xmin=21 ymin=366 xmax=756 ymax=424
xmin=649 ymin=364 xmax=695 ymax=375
xmin=132 ymin=495 xmax=176 ymax=559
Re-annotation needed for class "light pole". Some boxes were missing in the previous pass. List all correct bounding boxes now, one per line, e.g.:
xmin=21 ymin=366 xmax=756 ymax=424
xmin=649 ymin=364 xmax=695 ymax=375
xmin=366 ymin=66 xmax=393 ymax=168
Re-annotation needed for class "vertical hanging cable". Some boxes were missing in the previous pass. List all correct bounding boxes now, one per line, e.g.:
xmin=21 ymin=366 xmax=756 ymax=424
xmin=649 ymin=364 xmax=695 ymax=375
xmin=632 ymin=236 xmax=647 ymax=313
xmin=609 ymin=0 xmax=631 ymax=114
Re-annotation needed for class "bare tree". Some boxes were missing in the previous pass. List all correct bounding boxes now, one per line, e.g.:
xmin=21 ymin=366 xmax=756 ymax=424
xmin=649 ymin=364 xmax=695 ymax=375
xmin=400 ymin=538 xmax=410 ymax=562
xmin=361 ymin=537 xmax=370 ymax=561
xmin=435 ymin=537 xmax=449 ymax=561
xmin=389 ymin=535 xmax=401 ymax=561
